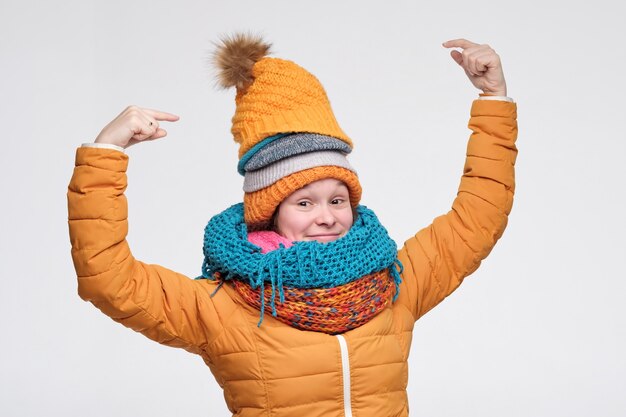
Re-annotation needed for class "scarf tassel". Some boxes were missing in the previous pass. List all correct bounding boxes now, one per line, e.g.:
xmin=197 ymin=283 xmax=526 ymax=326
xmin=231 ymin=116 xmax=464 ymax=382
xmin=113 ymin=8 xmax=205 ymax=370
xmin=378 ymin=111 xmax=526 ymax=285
xmin=234 ymin=267 xmax=399 ymax=334
xmin=390 ymin=259 xmax=404 ymax=302
xmin=199 ymin=203 xmax=402 ymax=333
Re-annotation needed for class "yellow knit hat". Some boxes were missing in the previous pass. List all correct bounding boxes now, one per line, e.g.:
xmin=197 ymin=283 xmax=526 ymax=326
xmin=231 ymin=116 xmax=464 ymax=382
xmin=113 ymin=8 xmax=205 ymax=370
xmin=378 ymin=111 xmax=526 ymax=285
xmin=231 ymin=58 xmax=353 ymax=158
xmin=214 ymin=34 xmax=362 ymax=228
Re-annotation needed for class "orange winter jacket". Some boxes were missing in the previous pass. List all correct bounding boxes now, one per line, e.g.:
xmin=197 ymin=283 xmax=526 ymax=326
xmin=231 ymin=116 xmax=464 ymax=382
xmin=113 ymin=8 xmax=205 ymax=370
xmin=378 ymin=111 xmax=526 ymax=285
xmin=68 ymin=99 xmax=517 ymax=417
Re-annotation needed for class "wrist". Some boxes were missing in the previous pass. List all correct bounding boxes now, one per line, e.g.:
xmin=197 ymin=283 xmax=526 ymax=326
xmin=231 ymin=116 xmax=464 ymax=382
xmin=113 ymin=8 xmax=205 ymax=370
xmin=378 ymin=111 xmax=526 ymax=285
xmin=95 ymin=136 xmax=116 ymax=145
xmin=481 ymin=89 xmax=507 ymax=97
xmin=81 ymin=142 xmax=126 ymax=152
xmin=94 ymin=122 xmax=131 ymax=148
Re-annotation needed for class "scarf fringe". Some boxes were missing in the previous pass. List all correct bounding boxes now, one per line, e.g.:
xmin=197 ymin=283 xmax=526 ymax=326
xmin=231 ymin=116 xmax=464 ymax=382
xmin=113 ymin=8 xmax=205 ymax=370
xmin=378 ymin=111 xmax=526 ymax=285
xmin=234 ymin=268 xmax=399 ymax=334
xmin=199 ymin=203 xmax=403 ymax=333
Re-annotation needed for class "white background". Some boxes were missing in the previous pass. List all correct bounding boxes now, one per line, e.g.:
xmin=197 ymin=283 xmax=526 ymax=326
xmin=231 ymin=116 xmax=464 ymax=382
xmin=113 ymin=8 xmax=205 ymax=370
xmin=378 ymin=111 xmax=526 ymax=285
xmin=1 ymin=0 xmax=625 ymax=416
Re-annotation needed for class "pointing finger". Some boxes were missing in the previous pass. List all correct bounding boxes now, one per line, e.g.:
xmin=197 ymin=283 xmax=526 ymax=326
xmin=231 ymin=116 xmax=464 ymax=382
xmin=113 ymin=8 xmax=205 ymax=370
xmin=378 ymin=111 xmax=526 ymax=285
xmin=442 ymin=38 xmax=479 ymax=50
xmin=142 ymin=108 xmax=180 ymax=122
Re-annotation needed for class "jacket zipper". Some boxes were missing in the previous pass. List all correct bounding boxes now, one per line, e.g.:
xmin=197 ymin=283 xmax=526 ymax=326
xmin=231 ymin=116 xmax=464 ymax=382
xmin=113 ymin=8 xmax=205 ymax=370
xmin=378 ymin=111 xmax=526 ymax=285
xmin=336 ymin=334 xmax=353 ymax=417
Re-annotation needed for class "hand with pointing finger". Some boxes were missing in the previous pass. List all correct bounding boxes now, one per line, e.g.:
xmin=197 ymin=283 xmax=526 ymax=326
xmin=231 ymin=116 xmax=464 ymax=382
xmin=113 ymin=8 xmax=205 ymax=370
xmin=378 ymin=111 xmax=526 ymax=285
xmin=442 ymin=39 xmax=507 ymax=97
xmin=95 ymin=106 xmax=180 ymax=149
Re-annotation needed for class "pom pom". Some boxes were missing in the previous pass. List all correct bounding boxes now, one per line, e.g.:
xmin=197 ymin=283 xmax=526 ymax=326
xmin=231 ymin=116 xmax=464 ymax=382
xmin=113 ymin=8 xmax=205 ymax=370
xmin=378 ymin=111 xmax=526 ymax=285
xmin=213 ymin=33 xmax=272 ymax=90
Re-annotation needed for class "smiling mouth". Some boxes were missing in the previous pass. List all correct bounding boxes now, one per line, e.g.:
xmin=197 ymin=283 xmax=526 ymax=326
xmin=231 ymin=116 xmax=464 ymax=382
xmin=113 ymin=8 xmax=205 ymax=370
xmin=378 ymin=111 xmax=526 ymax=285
xmin=307 ymin=233 xmax=342 ymax=242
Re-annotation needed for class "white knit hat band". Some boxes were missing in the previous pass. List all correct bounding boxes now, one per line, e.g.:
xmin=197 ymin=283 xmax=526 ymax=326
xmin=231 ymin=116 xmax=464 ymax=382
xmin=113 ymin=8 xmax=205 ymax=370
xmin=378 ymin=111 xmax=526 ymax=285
xmin=243 ymin=151 xmax=355 ymax=192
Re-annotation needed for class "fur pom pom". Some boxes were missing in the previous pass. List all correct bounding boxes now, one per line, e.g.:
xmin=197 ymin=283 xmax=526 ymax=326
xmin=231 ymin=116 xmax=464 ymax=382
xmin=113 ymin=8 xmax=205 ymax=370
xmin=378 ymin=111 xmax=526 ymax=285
xmin=213 ymin=33 xmax=272 ymax=90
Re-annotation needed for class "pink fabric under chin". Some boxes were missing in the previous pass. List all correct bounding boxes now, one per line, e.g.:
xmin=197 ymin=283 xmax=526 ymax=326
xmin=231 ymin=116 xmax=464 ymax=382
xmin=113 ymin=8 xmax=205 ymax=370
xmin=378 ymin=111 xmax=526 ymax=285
xmin=247 ymin=230 xmax=294 ymax=254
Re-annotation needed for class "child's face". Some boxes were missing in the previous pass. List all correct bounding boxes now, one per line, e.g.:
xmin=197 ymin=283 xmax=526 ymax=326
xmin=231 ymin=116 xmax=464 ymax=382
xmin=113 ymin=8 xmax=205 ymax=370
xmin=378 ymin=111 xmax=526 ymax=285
xmin=275 ymin=179 xmax=353 ymax=243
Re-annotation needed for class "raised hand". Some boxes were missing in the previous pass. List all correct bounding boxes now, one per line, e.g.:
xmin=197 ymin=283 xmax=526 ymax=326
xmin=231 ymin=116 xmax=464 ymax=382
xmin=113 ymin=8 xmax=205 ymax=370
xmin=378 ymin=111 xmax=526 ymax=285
xmin=442 ymin=39 xmax=507 ymax=96
xmin=94 ymin=106 xmax=180 ymax=149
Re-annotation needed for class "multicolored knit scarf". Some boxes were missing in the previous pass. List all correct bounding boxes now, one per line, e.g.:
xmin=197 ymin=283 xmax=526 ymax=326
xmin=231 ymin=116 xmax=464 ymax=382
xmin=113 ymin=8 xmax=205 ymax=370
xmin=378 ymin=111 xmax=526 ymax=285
xmin=198 ymin=203 xmax=403 ymax=333
xmin=230 ymin=270 xmax=396 ymax=333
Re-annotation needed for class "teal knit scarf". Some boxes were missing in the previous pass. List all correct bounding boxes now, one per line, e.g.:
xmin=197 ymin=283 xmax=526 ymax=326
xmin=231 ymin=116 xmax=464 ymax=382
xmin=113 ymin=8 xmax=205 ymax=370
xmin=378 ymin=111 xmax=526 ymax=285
xmin=199 ymin=203 xmax=402 ymax=324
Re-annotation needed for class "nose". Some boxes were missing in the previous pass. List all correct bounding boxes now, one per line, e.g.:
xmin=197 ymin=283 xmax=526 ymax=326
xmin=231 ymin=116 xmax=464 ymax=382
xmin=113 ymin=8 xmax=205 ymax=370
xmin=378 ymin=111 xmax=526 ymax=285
xmin=315 ymin=204 xmax=336 ymax=227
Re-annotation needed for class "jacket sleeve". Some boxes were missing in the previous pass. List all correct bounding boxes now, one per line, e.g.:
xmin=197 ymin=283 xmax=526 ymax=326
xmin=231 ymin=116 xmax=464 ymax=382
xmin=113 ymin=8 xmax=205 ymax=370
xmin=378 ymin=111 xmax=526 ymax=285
xmin=396 ymin=99 xmax=518 ymax=321
xmin=67 ymin=147 xmax=226 ymax=354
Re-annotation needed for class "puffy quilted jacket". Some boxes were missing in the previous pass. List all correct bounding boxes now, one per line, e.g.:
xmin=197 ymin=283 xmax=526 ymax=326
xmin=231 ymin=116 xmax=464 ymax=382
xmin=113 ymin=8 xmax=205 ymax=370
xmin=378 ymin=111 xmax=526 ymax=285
xmin=68 ymin=99 xmax=517 ymax=416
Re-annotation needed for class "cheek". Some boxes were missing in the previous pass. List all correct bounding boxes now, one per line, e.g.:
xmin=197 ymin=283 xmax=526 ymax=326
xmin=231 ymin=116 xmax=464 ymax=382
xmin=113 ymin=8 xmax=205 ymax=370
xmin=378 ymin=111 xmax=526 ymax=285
xmin=339 ymin=208 xmax=354 ymax=228
xmin=276 ymin=208 xmax=309 ymax=238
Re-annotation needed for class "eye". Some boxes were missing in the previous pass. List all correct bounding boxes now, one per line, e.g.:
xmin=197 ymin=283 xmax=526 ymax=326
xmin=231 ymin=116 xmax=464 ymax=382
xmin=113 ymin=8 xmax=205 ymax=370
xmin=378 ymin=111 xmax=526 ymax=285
xmin=297 ymin=201 xmax=310 ymax=207
xmin=331 ymin=198 xmax=345 ymax=205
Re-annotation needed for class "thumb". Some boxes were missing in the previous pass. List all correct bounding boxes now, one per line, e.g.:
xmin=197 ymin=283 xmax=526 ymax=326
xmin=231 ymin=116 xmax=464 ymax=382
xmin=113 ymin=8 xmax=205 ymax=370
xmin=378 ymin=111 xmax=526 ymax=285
xmin=125 ymin=128 xmax=169 ymax=148
xmin=450 ymin=50 xmax=463 ymax=66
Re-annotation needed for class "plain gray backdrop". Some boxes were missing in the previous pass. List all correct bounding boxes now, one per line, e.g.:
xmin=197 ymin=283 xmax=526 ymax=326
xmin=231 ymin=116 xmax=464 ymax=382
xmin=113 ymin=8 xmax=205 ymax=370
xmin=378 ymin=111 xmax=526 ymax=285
xmin=1 ymin=0 xmax=625 ymax=416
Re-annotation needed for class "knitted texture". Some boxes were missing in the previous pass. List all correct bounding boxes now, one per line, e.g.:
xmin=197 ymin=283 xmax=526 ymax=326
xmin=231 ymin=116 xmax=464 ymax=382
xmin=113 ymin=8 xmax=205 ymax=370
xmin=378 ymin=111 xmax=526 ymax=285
xmin=199 ymin=203 xmax=402 ymax=330
xmin=237 ymin=133 xmax=287 ymax=176
xmin=243 ymin=166 xmax=362 ymax=228
xmin=232 ymin=58 xmax=352 ymax=158
xmin=231 ymin=269 xmax=395 ymax=334
xmin=243 ymin=151 xmax=355 ymax=192
xmin=247 ymin=230 xmax=294 ymax=254
xmin=214 ymin=36 xmax=361 ymax=227
xmin=243 ymin=133 xmax=352 ymax=172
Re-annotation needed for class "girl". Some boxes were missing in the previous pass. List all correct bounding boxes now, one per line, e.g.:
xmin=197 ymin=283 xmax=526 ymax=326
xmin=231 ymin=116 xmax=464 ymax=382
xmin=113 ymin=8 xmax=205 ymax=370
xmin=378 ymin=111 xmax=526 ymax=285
xmin=68 ymin=34 xmax=517 ymax=416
